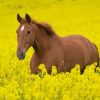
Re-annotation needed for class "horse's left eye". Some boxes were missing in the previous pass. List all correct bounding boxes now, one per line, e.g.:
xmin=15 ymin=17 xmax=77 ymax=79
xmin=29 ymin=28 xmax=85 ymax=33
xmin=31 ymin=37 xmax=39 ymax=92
xmin=27 ymin=31 xmax=30 ymax=34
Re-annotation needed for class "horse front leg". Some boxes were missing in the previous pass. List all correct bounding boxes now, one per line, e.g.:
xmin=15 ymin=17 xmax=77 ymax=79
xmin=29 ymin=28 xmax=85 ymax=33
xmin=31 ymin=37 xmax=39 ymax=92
xmin=30 ymin=54 xmax=40 ymax=74
xmin=30 ymin=64 xmax=39 ymax=74
xmin=44 ymin=58 xmax=64 ymax=74
xmin=46 ymin=66 xmax=52 ymax=74
xmin=45 ymin=63 xmax=52 ymax=74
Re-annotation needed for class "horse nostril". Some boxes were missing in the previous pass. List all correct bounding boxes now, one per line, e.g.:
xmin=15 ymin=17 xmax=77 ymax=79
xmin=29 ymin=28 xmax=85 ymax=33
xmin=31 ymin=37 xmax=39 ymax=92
xmin=17 ymin=52 xmax=23 ymax=56
xmin=20 ymin=52 xmax=24 ymax=56
xmin=17 ymin=51 xmax=25 ymax=60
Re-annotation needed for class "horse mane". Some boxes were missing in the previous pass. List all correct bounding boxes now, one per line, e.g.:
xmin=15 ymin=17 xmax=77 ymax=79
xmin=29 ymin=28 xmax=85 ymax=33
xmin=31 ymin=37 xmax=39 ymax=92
xmin=32 ymin=20 xmax=56 ymax=36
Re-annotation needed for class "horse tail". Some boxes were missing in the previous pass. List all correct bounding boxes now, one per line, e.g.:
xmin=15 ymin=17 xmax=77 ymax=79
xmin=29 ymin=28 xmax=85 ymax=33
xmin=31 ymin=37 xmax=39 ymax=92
xmin=92 ymin=43 xmax=100 ymax=67
xmin=97 ymin=57 xmax=100 ymax=67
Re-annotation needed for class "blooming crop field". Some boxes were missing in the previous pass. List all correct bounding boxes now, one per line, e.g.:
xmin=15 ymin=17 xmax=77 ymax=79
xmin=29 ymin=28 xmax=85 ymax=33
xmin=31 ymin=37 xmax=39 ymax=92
xmin=0 ymin=0 xmax=100 ymax=100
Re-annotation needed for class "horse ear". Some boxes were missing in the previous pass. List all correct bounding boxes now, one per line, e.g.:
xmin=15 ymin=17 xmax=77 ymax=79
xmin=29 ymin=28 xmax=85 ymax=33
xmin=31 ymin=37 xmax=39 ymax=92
xmin=17 ymin=13 xmax=23 ymax=23
xmin=25 ymin=14 xmax=31 ymax=23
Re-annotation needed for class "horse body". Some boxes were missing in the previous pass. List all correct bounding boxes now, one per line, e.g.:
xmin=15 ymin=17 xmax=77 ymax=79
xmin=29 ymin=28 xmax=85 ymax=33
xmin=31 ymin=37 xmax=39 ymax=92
xmin=30 ymin=34 xmax=99 ymax=74
xmin=16 ymin=14 xmax=99 ymax=74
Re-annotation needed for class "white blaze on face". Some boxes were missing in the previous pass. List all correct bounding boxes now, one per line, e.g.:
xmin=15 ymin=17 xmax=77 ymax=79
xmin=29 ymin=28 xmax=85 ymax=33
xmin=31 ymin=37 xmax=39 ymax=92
xmin=21 ymin=25 xmax=25 ymax=32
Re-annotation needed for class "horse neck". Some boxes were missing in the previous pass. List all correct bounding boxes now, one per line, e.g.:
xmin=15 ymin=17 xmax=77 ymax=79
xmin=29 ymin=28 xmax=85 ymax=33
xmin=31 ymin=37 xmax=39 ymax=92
xmin=33 ymin=29 xmax=58 ymax=56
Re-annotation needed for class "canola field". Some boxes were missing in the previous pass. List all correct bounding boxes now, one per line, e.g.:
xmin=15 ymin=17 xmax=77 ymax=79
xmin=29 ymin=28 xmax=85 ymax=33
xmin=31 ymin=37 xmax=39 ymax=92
xmin=0 ymin=0 xmax=100 ymax=99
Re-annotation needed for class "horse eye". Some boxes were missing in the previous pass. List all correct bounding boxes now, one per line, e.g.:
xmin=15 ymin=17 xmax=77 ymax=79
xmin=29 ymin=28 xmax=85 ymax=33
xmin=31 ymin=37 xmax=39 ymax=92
xmin=27 ymin=31 xmax=30 ymax=34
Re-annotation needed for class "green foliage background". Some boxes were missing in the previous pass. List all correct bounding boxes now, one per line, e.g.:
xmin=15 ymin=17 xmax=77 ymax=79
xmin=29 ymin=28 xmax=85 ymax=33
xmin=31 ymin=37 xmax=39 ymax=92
xmin=0 ymin=0 xmax=100 ymax=99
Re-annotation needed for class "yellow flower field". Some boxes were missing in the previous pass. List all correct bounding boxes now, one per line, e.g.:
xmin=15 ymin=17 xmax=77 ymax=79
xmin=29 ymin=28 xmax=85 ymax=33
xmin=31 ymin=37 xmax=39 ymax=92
xmin=0 ymin=0 xmax=100 ymax=99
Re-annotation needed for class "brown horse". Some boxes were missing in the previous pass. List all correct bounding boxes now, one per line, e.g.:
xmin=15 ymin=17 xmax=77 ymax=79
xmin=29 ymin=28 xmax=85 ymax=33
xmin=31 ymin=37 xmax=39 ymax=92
xmin=16 ymin=14 xmax=99 ymax=74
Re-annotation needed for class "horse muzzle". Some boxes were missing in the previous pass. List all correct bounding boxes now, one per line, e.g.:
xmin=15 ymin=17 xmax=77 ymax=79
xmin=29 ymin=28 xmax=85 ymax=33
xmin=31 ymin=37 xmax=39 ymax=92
xmin=17 ymin=51 xmax=25 ymax=60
